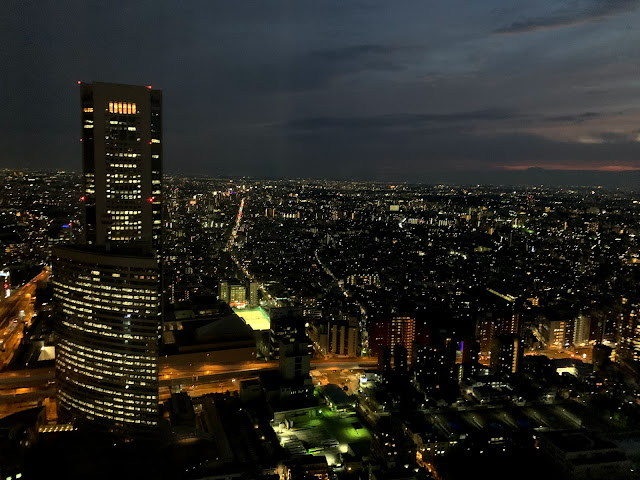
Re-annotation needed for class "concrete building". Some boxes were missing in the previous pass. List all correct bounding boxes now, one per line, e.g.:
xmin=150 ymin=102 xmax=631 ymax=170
xmin=52 ymin=82 xmax=163 ymax=438
xmin=79 ymin=82 xmax=162 ymax=250
xmin=490 ymin=334 xmax=523 ymax=375
xmin=538 ymin=430 xmax=631 ymax=479
xmin=573 ymin=314 xmax=591 ymax=346
xmin=412 ymin=342 xmax=456 ymax=393
xmin=229 ymin=283 xmax=246 ymax=306
xmin=218 ymin=280 xmax=248 ymax=307
xmin=269 ymin=307 xmax=307 ymax=360
xmin=261 ymin=334 xmax=314 ymax=409
xmin=617 ymin=298 xmax=640 ymax=366
xmin=52 ymin=245 xmax=160 ymax=436
xmin=371 ymin=316 xmax=416 ymax=362
xmin=476 ymin=289 xmax=521 ymax=356
xmin=329 ymin=318 xmax=359 ymax=357
xmin=218 ymin=280 xmax=229 ymax=304
xmin=248 ymin=281 xmax=259 ymax=307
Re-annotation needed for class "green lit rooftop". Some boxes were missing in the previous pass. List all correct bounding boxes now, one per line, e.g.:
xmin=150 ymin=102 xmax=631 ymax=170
xmin=234 ymin=306 xmax=271 ymax=331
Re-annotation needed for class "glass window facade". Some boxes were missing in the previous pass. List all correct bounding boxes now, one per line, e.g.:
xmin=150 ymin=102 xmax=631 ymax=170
xmin=52 ymin=246 xmax=160 ymax=437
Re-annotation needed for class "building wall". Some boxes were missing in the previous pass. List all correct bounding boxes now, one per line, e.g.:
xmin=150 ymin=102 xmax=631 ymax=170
xmin=490 ymin=334 xmax=523 ymax=375
xmin=329 ymin=321 xmax=359 ymax=357
xmin=218 ymin=281 xmax=229 ymax=303
xmin=249 ymin=282 xmax=259 ymax=307
xmin=572 ymin=315 xmax=590 ymax=346
xmin=279 ymin=341 xmax=311 ymax=381
xmin=617 ymin=299 xmax=640 ymax=364
xmin=549 ymin=320 xmax=567 ymax=350
xmin=229 ymin=284 xmax=246 ymax=305
xmin=80 ymin=82 xmax=162 ymax=251
xmin=52 ymin=245 xmax=160 ymax=436
xmin=371 ymin=317 xmax=416 ymax=362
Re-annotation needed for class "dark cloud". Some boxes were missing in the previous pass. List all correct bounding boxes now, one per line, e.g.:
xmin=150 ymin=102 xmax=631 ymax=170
xmin=223 ymin=44 xmax=409 ymax=95
xmin=193 ymin=117 xmax=640 ymax=181
xmin=597 ymin=131 xmax=640 ymax=143
xmin=495 ymin=0 xmax=640 ymax=34
xmin=285 ymin=109 xmax=517 ymax=133
xmin=546 ymin=112 xmax=602 ymax=123
xmin=310 ymin=44 xmax=406 ymax=62
xmin=1 ymin=1 xmax=640 ymax=180
xmin=284 ymin=110 xmax=621 ymax=139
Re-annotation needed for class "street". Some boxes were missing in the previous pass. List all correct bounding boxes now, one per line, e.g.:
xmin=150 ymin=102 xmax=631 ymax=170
xmin=0 ymin=268 xmax=48 ymax=369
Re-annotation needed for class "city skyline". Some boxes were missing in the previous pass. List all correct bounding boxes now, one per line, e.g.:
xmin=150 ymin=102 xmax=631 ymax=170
xmin=2 ymin=3 xmax=640 ymax=477
xmin=2 ymin=1 xmax=640 ymax=183
xmin=1 ymin=169 xmax=640 ymax=478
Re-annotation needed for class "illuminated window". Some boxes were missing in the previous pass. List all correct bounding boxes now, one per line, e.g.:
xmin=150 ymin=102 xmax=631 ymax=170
xmin=109 ymin=101 xmax=137 ymax=115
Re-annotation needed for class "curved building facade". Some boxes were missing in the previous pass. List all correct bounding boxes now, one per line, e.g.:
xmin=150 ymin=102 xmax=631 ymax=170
xmin=52 ymin=245 xmax=160 ymax=437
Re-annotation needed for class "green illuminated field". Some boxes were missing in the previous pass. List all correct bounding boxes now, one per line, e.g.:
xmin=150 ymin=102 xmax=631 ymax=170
xmin=234 ymin=307 xmax=270 ymax=331
xmin=300 ymin=408 xmax=371 ymax=445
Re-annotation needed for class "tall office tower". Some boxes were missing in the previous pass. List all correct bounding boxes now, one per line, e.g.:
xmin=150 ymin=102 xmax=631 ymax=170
xmin=52 ymin=82 xmax=162 ymax=438
xmin=52 ymin=246 xmax=160 ymax=436
xmin=80 ymin=82 xmax=162 ymax=250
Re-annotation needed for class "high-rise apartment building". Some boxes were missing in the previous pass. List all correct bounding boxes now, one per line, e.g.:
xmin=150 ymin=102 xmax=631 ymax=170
xmin=618 ymin=298 xmax=640 ymax=365
xmin=248 ymin=281 xmax=259 ymax=307
xmin=80 ymin=82 xmax=162 ymax=250
xmin=371 ymin=316 xmax=416 ymax=362
xmin=490 ymin=334 xmax=524 ymax=375
xmin=476 ymin=289 xmax=521 ymax=355
xmin=52 ymin=82 xmax=162 ymax=438
xmin=218 ymin=280 xmax=229 ymax=303
xmin=329 ymin=319 xmax=359 ymax=357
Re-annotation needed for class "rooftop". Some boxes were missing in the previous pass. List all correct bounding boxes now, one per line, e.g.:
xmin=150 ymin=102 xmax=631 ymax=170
xmin=234 ymin=307 xmax=271 ymax=331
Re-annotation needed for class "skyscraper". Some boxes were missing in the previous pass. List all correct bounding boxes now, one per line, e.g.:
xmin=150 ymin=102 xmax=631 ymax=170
xmin=52 ymin=82 xmax=162 ymax=438
xmin=52 ymin=245 xmax=160 ymax=435
xmin=80 ymin=82 xmax=162 ymax=250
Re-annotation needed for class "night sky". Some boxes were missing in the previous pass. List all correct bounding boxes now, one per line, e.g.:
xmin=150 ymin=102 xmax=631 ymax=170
xmin=2 ymin=1 xmax=640 ymax=183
